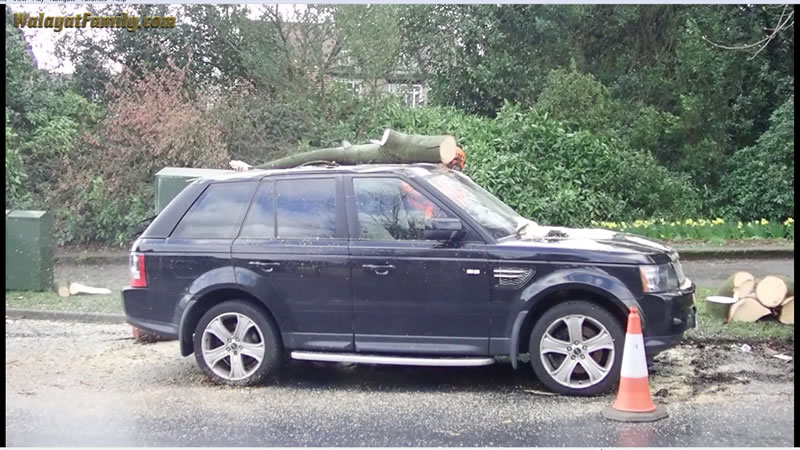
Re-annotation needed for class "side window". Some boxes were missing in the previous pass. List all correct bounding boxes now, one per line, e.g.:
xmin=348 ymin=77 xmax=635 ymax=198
xmin=353 ymin=177 xmax=448 ymax=241
xmin=172 ymin=181 xmax=256 ymax=239
xmin=276 ymin=178 xmax=337 ymax=239
xmin=239 ymin=181 xmax=275 ymax=238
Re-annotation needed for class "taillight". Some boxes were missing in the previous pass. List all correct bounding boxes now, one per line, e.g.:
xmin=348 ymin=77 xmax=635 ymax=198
xmin=130 ymin=253 xmax=147 ymax=287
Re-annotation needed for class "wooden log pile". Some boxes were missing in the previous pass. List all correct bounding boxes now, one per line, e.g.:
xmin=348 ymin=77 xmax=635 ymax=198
xmin=711 ymin=272 xmax=794 ymax=324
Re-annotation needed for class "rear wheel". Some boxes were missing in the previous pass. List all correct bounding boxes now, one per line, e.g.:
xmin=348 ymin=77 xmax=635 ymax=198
xmin=193 ymin=300 xmax=282 ymax=386
xmin=529 ymin=300 xmax=624 ymax=396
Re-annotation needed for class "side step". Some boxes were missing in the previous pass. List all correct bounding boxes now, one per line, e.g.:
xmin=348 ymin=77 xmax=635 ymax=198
xmin=291 ymin=351 xmax=495 ymax=367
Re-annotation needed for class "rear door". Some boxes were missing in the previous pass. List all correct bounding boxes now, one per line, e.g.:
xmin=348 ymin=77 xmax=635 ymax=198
xmin=232 ymin=175 xmax=353 ymax=352
xmin=151 ymin=180 xmax=258 ymax=322
xmin=346 ymin=175 xmax=491 ymax=356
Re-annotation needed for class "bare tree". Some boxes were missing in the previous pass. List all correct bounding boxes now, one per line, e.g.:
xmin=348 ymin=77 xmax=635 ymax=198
xmin=702 ymin=4 xmax=794 ymax=60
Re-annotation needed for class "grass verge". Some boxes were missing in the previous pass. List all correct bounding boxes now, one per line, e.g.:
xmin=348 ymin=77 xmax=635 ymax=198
xmin=687 ymin=287 xmax=794 ymax=343
xmin=6 ymin=290 xmax=122 ymax=315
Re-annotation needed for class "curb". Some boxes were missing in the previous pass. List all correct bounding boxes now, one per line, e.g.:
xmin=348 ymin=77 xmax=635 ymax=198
xmin=5 ymin=308 xmax=126 ymax=324
xmin=675 ymin=247 xmax=794 ymax=261
xmin=55 ymin=254 xmax=128 ymax=265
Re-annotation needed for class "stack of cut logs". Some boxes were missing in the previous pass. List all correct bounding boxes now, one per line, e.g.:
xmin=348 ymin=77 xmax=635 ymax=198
xmin=716 ymin=272 xmax=794 ymax=324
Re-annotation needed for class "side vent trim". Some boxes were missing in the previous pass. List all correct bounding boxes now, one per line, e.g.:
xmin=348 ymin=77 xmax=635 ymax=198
xmin=494 ymin=267 xmax=535 ymax=287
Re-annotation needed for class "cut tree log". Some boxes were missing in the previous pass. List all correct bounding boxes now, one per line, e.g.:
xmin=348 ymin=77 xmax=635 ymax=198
xmin=704 ymin=296 xmax=737 ymax=321
xmin=778 ymin=297 xmax=794 ymax=324
xmin=54 ymin=282 xmax=71 ymax=298
xmin=755 ymin=275 xmax=793 ymax=308
xmin=777 ymin=275 xmax=795 ymax=298
xmin=717 ymin=272 xmax=755 ymax=299
xmin=254 ymin=129 xmax=459 ymax=170
xmin=728 ymin=296 xmax=773 ymax=323
xmin=68 ymin=282 xmax=112 ymax=296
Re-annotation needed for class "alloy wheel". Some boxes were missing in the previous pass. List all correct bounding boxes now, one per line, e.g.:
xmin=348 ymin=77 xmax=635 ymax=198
xmin=539 ymin=314 xmax=616 ymax=389
xmin=201 ymin=312 xmax=266 ymax=381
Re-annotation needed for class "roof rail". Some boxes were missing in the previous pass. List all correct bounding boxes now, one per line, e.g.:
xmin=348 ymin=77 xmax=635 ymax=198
xmin=296 ymin=160 xmax=340 ymax=168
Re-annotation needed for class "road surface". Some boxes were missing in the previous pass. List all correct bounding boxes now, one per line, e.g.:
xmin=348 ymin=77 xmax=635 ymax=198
xmin=681 ymin=258 xmax=794 ymax=288
xmin=6 ymin=319 xmax=794 ymax=446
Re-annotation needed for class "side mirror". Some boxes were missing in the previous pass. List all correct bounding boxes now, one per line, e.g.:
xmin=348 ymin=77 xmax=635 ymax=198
xmin=424 ymin=218 xmax=466 ymax=241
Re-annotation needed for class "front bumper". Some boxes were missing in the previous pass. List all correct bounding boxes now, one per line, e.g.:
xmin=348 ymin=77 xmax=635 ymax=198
xmin=640 ymin=282 xmax=697 ymax=357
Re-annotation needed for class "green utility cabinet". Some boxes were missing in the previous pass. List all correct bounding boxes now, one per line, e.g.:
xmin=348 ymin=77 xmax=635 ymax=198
xmin=155 ymin=167 xmax=234 ymax=214
xmin=5 ymin=210 xmax=54 ymax=291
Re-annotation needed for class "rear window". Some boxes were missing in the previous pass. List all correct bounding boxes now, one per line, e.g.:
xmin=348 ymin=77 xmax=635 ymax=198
xmin=276 ymin=178 xmax=337 ymax=239
xmin=239 ymin=181 xmax=275 ymax=238
xmin=171 ymin=181 xmax=256 ymax=239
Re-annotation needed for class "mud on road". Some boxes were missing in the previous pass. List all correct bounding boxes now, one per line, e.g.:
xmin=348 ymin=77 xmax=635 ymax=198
xmin=5 ymin=319 xmax=795 ymax=446
xmin=648 ymin=342 xmax=794 ymax=401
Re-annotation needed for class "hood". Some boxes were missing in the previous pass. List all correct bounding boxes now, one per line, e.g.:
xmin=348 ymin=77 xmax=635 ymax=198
xmin=494 ymin=221 xmax=676 ymax=265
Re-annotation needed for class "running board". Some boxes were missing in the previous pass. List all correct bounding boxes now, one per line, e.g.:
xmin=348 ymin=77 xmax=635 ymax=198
xmin=290 ymin=351 xmax=495 ymax=367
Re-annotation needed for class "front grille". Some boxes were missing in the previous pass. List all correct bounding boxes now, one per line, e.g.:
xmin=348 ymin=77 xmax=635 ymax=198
xmin=494 ymin=267 xmax=534 ymax=288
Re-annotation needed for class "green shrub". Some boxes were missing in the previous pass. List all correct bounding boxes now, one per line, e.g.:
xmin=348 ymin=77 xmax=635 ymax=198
xmin=533 ymin=66 xmax=622 ymax=136
xmin=5 ymin=110 xmax=30 ymax=209
xmin=370 ymin=102 xmax=701 ymax=226
xmin=718 ymin=96 xmax=794 ymax=221
xmin=56 ymin=176 xmax=152 ymax=246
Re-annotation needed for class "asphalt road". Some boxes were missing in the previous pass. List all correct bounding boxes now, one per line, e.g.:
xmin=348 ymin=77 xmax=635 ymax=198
xmin=6 ymin=319 xmax=794 ymax=446
xmin=681 ymin=258 xmax=794 ymax=288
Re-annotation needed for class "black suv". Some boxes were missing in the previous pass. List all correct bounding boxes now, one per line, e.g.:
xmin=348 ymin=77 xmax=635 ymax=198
xmin=123 ymin=164 xmax=696 ymax=396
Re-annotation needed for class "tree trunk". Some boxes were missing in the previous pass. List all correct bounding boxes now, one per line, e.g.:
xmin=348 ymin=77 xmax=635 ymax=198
xmin=254 ymin=129 xmax=458 ymax=170
xmin=779 ymin=297 xmax=794 ymax=324
xmin=755 ymin=275 xmax=792 ymax=308
xmin=704 ymin=296 xmax=737 ymax=321
xmin=728 ymin=296 xmax=772 ymax=323
xmin=68 ymin=282 xmax=112 ymax=296
xmin=717 ymin=271 xmax=755 ymax=298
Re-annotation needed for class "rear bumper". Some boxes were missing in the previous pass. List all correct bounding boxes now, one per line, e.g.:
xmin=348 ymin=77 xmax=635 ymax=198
xmin=122 ymin=287 xmax=179 ymax=339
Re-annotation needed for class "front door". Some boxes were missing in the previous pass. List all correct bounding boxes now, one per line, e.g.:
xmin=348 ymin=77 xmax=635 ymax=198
xmin=232 ymin=176 xmax=353 ymax=352
xmin=346 ymin=175 xmax=491 ymax=356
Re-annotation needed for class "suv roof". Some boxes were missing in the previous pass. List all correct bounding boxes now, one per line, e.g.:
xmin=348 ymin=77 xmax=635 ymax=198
xmin=200 ymin=163 xmax=449 ymax=184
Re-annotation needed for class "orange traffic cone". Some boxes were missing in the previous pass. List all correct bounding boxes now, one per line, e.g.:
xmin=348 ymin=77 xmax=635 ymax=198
xmin=602 ymin=306 xmax=668 ymax=422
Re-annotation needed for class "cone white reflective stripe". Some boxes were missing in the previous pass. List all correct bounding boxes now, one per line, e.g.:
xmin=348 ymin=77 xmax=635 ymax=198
xmin=619 ymin=331 xmax=648 ymax=379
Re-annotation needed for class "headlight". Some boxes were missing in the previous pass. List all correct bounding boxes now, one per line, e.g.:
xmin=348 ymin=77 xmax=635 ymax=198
xmin=639 ymin=264 xmax=679 ymax=293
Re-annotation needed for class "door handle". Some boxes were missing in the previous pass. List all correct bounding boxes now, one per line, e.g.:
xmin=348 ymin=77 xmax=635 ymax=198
xmin=249 ymin=261 xmax=281 ymax=273
xmin=362 ymin=264 xmax=395 ymax=276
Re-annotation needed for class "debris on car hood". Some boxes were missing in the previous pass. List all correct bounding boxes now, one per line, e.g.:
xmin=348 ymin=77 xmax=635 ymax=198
xmin=511 ymin=219 xmax=674 ymax=255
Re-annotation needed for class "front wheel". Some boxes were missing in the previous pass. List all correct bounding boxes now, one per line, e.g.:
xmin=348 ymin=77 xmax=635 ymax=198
xmin=193 ymin=300 xmax=282 ymax=386
xmin=529 ymin=301 xmax=624 ymax=396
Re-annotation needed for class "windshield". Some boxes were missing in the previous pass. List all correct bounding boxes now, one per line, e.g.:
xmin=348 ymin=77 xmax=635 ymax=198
xmin=425 ymin=171 xmax=525 ymax=240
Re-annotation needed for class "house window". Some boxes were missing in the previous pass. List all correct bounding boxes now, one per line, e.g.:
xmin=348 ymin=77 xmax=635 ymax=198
xmin=345 ymin=79 xmax=363 ymax=95
xmin=389 ymin=83 xmax=424 ymax=108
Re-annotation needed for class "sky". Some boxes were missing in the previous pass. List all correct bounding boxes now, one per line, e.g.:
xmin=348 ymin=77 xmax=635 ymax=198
xmin=8 ymin=4 xmax=296 ymax=73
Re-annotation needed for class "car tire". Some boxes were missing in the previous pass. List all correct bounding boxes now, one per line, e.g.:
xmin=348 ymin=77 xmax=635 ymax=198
xmin=529 ymin=300 xmax=624 ymax=396
xmin=193 ymin=300 xmax=282 ymax=386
